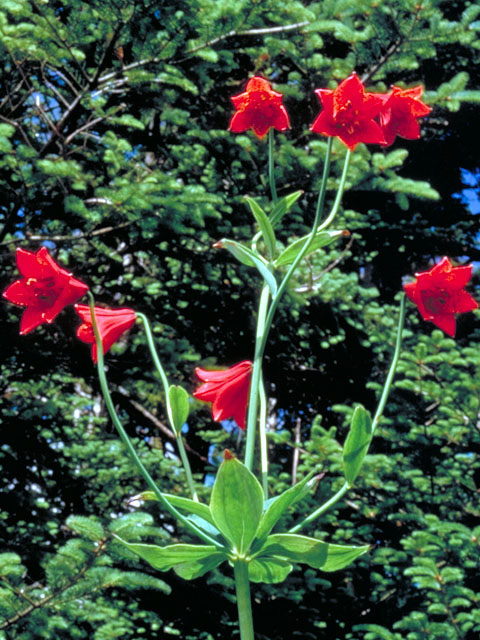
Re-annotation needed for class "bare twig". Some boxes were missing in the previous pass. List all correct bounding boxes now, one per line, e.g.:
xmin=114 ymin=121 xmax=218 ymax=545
xmin=0 ymin=220 xmax=134 ymax=247
xmin=177 ymin=21 xmax=310 ymax=62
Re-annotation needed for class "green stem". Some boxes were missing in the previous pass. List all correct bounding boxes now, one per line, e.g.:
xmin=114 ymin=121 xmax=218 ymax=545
xmin=136 ymin=312 xmax=198 ymax=501
xmin=87 ymin=293 xmax=220 ymax=548
xmin=233 ymin=560 xmax=255 ymax=640
xmin=176 ymin=434 xmax=198 ymax=502
xmin=316 ymin=148 xmax=351 ymax=232
xmin=259 ymin=137 xmax=335 ymax=359
xmin=136 ymin=313 xmax=169 ymax=394
xmin=268 ymin=128 xmax=277 ymax=204
xmin=289 ymin=482 xmax=349 ymax=534
xmin=258 ymin=377 xmax=268 ymax=498
xmin=245 ymin=139 xmax=340 ymax=472
xmin=244 ymin=284 xmax=270 ymax=471
xmin=372 ymin=293 xmax=406 ymax=433
xmin=289 ymin=294 xmax=406 ymax=533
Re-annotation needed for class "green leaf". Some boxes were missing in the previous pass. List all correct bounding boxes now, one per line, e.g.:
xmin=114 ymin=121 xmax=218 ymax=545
xmin=269 ymin=190 xmax=304 ymax=227
xmin=254 ymin=472 xmax=316 ymax=543
xmin=244 ymin=196 xmax=276 ymax=258
xmin=248 ymin=557 xmax=293 ymax=583
xmin=274 ymin=230 xmax=347 ymax=267
xmin=173 ymin=553 xmax=226 ymax=580
xmin=210 ymin=453 xmax=264 ymax=554
xmin=219 ymin=239 xmax=277 ymax=296
xmin=217 ymin=239 xmax=256 ymax=266
xmin=258 ymin=533 xmax=370 ymax=572
xmin=130 ymin=492 xmax=215 ymax=526
xmin=114 ymin=536 xmax=225 ymax=574
xmin=168 ymin=385 xmax=190 ymax=433
xmin=186 ymin=515 xmax=221 ymax=539
xmin=343 ymin=405 xmax=373 ymax=486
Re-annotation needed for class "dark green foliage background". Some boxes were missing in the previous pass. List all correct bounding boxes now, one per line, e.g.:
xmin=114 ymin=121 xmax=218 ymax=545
xmin=1 ymin=0 xmax=480 ymax=638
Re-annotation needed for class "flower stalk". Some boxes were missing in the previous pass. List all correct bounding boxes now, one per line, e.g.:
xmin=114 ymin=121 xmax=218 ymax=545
xmin=88 ymin=293 xmax=218 ymax=547
xmin=245 ymin=284 xmax=270 ymax=471
xmin=268 ymin=128 xmax=278 ymax=204
xmin=137 ymin=312 xmax=198 ymax=501
xmin=290 ymin=293 xmax=407 ymax=533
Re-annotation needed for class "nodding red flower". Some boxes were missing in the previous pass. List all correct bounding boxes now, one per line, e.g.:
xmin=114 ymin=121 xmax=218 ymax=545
xmin=74 ymin=305 xmax=137 ymax=363
xmin=229 ymin=77 xmax=290 ymax=139
xmin=403 ymin=257 xmax=478 ymax=337
xmin=3 ymin=246 xmax=88 ymax=335
xmin=378 ymin=85 xmax=431 ymax=147
xmin=310 ymin=72 xmax=386 ymax=150
xmin=193 ymin=360 xmax=253 ymax=430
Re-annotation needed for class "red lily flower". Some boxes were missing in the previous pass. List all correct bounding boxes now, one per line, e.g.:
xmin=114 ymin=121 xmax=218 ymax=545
xmin=193 ymin=360 xmax=253 ymax=429
xmin=74 ymin=304 xmax=137 ymax=363
xmin=3 ymin=246 xmax=88 ymax=335
xmin=378 ymin=85 xmax=431 ymax=147
xmin=403 ymin=257 xmax=478 ymax=337
xmin=229 ymin=76 xmax=290 ymax=139
xmin=310 ymin=72 xmax=386 ymax=150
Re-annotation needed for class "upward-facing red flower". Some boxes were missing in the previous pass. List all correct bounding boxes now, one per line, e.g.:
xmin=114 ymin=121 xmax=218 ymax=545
xmin=3 ymin=246 xmax=89 ymax=334
xmin=74 ymin=304 xmax=137 ymax=363
xmin=229 ymin=77 xmax=290 ymax=139
xmin=403 ymin=257 xmax=478 ymax=337
xmin=378 ymin=85 xmax=431 ymax=147
xmin=310 ymin=72 xmax=386 ymax=150
xmin=193 ymin=360 xmax=253 ymax=429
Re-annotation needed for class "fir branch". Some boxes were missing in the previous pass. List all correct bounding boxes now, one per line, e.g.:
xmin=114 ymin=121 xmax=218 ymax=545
xmin=0 ymin=540 xmax=107 ymax=631
xmin=361 ymin=5 xmax=423 ymax=84
xmin=30 ymin=0 xmax=92 ymax=84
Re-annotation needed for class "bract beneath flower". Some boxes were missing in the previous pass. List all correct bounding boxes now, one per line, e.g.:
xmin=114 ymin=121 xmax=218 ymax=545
xmin=194 ymin=360 xmax=253 ymax=429
xmin=3 ymin=246 xmax=89 ymax=334
xmin=75 ymin=304 xmax=137 ymax=363
xmin=403 ymin=256 xmax=478 ymax=337
xmin=310 ymin=72 xmax=386 ymax=150
xmin=229 ymin=76 xmax=290 ymax=139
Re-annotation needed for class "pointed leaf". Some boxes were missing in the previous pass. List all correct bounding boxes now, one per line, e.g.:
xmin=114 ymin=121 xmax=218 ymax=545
xmin=270 ymin=190 xmax=304 ymax=227
xmin=168 ymin=385 xmax=190 ymax=433
xmin=173 ymin=553 xmax=226 ymax=580
xmin=217 ymin=238 xmax=256 ymax=267
xmin=254 ymin=472 xmax=316 ymax=543
xmin=244 ymin=196 xmax=276 ymax=258
xmin=128 ymin=492 xmax=216 ymax=527
xmin=219 ymin=239 xmax=277 ymax=296
xmin=343 ymin=405 xmax=373 ymax=486
xmin=187 ymin=514 xmax=222 ymax=539
xmin=275 ymin=230 xmax=347 ymax=267
xmin=259 ymin=533 xmax=369 ymax=571
xmin=248 ymin=557 xmax=293 ymax=583
xmin=210 ymin=454 xmax=264 ymax=554
xmin=114 ymin=536 xmax=224 ymax=572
